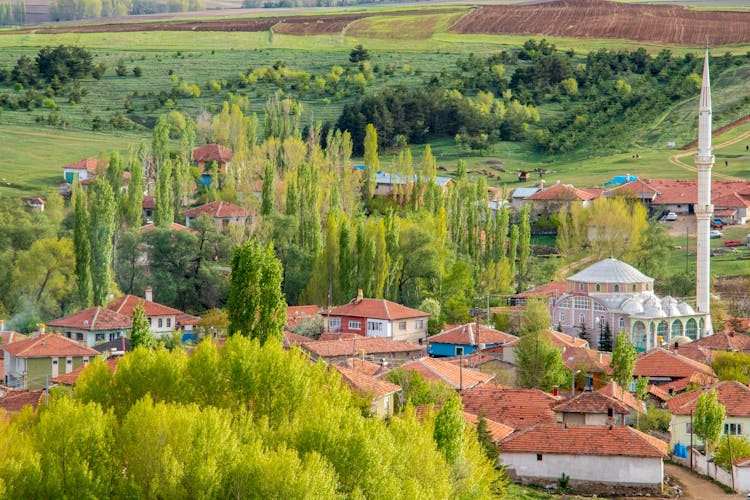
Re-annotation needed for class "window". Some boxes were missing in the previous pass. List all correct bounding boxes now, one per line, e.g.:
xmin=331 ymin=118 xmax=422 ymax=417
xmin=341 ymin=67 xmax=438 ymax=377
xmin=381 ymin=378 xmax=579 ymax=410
xmin=559 ymin=311 xmax=566 ymax=324
xmin=579 ymin=313 xmax=585 ymax=325
xmin=614 ymin=284 xmax=619 ymax=292
xmin=399 ymin=321 xmax=407 ymax=330
xmin=574 ymin=297 xmax=589 ymax=309
xmin=725 ymin=423 xmax=743 ymax=435
xmin=632 ymin=284 xmax=637 ymax=292
xmin=66 ymin=358 xmax=72 ymax=365
xmin=686 ymin=422 xmax=693 ymax=434
xmin=619 ymin=317 xmax=625 ymax=329
xmin=148 ymin=317 xmax=152 ymax=325
xmin=158 ymin=318 xmax=163 ymax=328
xmin=607 ymin=407 xmax=613 ymax=417
xmin=348 ymin=320 xmax=361 ymax=330
xmin=455 ymin=347 xmax=464 ymax=356
xmin=52 ymin=359 xmax=58 ymax=365
xmin=166 ymin=318 xmax=172 ymax=328
xmin=416 ymin=320 xmax=424 ymax=329
xmin=95 ymin=333 xmax=104 ymax=342
xmin=593 ymin=302 xmax=606 ymax=312
xmin=329 ymin=318 xmax=341 ymax=329
xmin=536 ymin=454 xmax=543 ymax=461
xmin=595 ymin=284 xmax=601 ymax=292
xmin=367 ymin=321 xmax=383 ymax=331
xmin=579 ymin=283 xmax=584 ymax=291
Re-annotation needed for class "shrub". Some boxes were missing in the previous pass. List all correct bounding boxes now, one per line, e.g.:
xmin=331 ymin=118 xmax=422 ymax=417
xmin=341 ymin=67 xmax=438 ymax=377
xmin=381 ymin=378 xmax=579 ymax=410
xmin=132 ymin=66 xmax=142 ymax=77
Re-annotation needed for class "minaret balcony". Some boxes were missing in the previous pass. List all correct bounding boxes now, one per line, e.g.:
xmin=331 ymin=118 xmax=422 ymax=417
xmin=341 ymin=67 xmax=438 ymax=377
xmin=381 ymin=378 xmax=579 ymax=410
xmin=695 ymin=204 xmax=714 ymax=216
xmin=695 ymin=154 xmax=714 ymax=164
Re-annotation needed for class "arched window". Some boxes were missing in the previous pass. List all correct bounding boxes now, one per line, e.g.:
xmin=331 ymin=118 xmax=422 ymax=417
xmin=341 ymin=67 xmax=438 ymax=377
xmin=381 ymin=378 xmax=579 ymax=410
xmin=619 ymin=317 xmax=625 ymax=329
xmin=657 ymin=320 xmax=668 ymax=340
xmin=671 ymin=320 xmax=683 ymax=338
xmin=560 ymin=311 xmax=566 ymax=325
xmin=595 ymin=284 xmax=601 ymax=292
xmin=632 ymin=284 xmax=637 ymax=292
xmin=579 ymin=283 xmax=584 ymax=291
xmin=579 ymin=313 xmax=585 ymax=325
xmin=633 ymin=322 xmax=647 ymax=350
xmin=686 ymin=318 xmax=698 ymax=339
xmin=614 ymin=284 xmax=619 ymax=292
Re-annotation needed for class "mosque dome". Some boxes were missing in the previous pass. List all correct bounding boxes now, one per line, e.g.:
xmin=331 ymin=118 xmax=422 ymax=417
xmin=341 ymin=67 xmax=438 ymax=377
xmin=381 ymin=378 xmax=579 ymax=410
xmin=662 ymin=296 xmax=682 ymax=317
xmin=568 ymin=257 xmax=654 ymax=285
xmin=621 ymin=297 xmax=644 ymax=314
xmin=673 ymin=335 xmax=692 ymax=345
xmin=642 ymin=296 xmax=666 ymax=318
xmin=677 ymin=302 xmax=696 ymax=316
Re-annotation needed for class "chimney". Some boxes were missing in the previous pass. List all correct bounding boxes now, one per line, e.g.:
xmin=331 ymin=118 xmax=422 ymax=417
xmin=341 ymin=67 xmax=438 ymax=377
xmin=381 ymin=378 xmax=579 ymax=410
xmin=356 ymin=289 xmax=363 ymax=303
xmin=0 ymin=319 xmax=4 ymax=332
xmin=553 ymin=387 xmax=559 ymax=397
xmin=145 ymin=286 xmax=153 ymax=302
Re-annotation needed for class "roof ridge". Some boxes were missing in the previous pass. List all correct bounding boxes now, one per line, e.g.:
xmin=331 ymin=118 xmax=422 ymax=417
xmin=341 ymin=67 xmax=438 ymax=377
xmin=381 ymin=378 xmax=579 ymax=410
xmin=421 ymin=358 xmax=456 ymax=387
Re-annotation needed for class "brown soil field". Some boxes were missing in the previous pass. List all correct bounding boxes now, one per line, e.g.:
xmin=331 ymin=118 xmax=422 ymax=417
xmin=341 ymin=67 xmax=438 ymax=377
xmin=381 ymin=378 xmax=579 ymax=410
xmin=450 ymin=0 xmax=750 ymax=46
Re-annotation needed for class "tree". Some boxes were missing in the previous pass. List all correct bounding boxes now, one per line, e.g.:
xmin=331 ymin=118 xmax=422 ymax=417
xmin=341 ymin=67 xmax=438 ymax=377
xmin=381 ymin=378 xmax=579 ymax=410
xmin=517 ymin=204 xmax=531 ymax=290
xmin=713 ymin=351 xmax=750 ymax=384
xmin=476 ymin=413 xmax=498 ymax=462
xmin=694 ymin=389 xmax=726 ymax=455
xmin=261 ymin=161 xmax=275 ymax=216
xmin=363 ymin=123 xmax=378 ymax=200
xmin=610 ymin=331 xmax=636 ymax=395
xmin=87 ymin=178 xmax=116 ymax=306
xmin=515 ymin=299 xmax=568 ymax=391
xmin=154 ymin=160 xmax=174 ymax=228
xmin=12 ymin=238 xmax=75 ymax=319
xmin=599 ymin=322 xmax=613 ymax=352
xmin=433 ymin=395 xmax=465 ymax=465
xmin=130 ymin=302 xmax=154 ymax=349
xmin=226 ymin=240 xmax=286 ymax=344
xmin=73 ymin=185 xmax=92 ymax=308
xmin=349 ymin=44 xmax=370 ymax=63
xmin=125 ymin=156 xmax=144 ymax=227
xmin=715 ymin=434 xmax=750 ymax=470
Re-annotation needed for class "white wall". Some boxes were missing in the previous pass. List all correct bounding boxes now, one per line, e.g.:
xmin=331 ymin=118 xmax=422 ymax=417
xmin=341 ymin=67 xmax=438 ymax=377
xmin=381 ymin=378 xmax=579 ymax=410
xmin=671 ymin=414 xmax=750 ymax=449
xmin=502 ymin=453 xmax=663 ymax=486
xmin=733 ymin=466 xmax=750 ymax=492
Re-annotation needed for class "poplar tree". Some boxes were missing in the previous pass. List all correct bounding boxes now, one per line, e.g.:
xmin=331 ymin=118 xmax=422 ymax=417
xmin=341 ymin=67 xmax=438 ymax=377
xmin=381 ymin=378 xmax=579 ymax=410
xmin=338 ymin=216 xmax=353 ymax=300
xmin=421 ymin=144 xmax=436 ymax=180
xmin=517 ymin=204 xmax=531 ymax=290
xmin=154 ymin=160 xmax=173 ymax=228
xmin=227 ymin=241 xmax=286 ymax=344
xmin=73 ymin=185 xmax=92 ymax=308
xmin=88 ymin=178 xmax=116 ymax=306
xmin=151 ymin=115 xmax=170 ymax=170
xmin=261 ymin=161 xmax=274 ymax=216
xmin=610 ymin=331 xmax=636 ymax=395
xmin=508 ymin=224 xmax=519 ymax=282
xmin=130 ymin=302 xmax=154 ymax=349
xmin=363 ymin=123 xmax=378 ymax=200
xmin=286 ymin=177 xmax=298 ymax=217
xmin=125 ymin=157 xmax=144 ymax=228
xmin=694 ymin=389 xmax=726 ymax=455
xmin=106 ymin=151 xmax=124 ymax=204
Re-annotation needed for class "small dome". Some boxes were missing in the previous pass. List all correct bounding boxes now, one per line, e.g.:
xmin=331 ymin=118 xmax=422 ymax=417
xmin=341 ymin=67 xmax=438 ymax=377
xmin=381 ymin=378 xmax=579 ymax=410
xmin=621 ymin=297 xmax=644 ymax=314
xmin=643 ymin=296 xmax=665 ymax=318
xmin=662 ymin=296 xmax=681 ymax=317
xmin=677 ymin=302 xmax=696 ymax=315
xmin=673 ymin=335 xmax=692 ymax=345
xmin=568 ymin=257 xmax=654 ymax=285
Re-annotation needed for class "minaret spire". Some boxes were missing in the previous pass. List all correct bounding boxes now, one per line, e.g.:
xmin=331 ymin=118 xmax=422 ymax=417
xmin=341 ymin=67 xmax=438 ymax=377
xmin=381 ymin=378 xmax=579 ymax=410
xmin=695 ymin=48 xmax=713 ymax=336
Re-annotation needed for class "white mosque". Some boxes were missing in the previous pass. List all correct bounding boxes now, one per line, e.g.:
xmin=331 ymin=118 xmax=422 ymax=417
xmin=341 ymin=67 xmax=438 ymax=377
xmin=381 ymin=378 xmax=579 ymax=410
xmin=549 ymin=50 xmax=715 ymax=351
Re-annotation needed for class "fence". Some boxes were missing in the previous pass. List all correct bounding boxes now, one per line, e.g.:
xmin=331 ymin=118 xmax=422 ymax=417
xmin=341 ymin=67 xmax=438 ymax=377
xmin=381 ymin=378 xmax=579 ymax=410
xmin=672 ymin=446 xmax=735 ymax=491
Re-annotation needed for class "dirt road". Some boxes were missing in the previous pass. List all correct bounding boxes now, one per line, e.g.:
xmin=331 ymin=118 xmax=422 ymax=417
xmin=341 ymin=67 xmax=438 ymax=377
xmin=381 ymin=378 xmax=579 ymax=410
xmin=664 ymin=463 xmax=745 ymax=500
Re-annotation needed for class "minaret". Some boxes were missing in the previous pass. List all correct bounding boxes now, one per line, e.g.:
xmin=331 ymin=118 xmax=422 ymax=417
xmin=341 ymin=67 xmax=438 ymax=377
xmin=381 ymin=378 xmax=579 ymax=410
xmin=695 ymin=49 xmax=714 ymax=337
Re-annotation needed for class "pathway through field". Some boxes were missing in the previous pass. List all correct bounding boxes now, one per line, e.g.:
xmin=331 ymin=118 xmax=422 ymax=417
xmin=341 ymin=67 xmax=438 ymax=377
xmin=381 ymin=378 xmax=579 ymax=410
xmin=668 ymin=127 xmax=750 ymax=182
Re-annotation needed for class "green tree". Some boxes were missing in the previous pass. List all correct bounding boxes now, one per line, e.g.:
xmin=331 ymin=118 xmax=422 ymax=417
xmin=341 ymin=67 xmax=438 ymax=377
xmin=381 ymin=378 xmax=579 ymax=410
xmin=349 ymin=44 xmax=370 ymax=63
xmin=714 ymin=434 xmax=750 ymax=470
xmin=476 ymin=413 xmax=498 ymax=462
xmin=694 ymin=389 xmax=726 ymax=455
xmin=517 ymin=204 xmax=531 ymax=291
xmin=11 ymin=237 xmax=74 ymax=319
xmin=261 ymin=161 xmax=275 ymax=216
xmin=421 ymin=144 xmax=436 ymax=180
xmin=125 ymin=156 xmax=144 ymax=227
xmin=515 ymin=299 xmax=568 ymax=391
xmin=130 ymin=302 xmax=154 ymax=349
xmin=152 ymin=114 xmax=170 ymax=170
xmin=433 ymin=395 xmax=465 ymax=465
xmin=610 ymin=331 xmax=636 ymax=394
xmin=713 ymin=351 xmax=750 ymax=384
xmin=73 ymin=185 xmax=92 ymax=308
xmin=599 ymin=322 xmax=613 ymax=351
xmin=227 ymin=240 xmax=286 ymax=344
xmin=88 ymin=178 xmax=116 ymax=306
xmin=363 ymin=123 xmax=378 ymax=200
xmin=154 ymin=159 xmax=174 ymax=228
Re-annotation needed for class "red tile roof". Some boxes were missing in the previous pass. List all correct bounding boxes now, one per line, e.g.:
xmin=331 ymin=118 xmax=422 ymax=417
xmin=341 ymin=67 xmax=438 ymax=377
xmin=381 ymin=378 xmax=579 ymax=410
xmin=286 ymin=305 xmax=321 ymax=330
xmin=142 ymin=195 xmax=156 ymax=210
xmin=461 ymin=385 xmax=558 ymax=430
xmin=463 ymin=411 xmax=514 ymax=442
xmin=644 ymin=179 xmax=750 ymax=206
xmin=301 ymin=337 xmax=423 ymax=359
xmin=597 ymin=381 xmax=645 ymax=414
xmin=193 ymin=144 xmax=233 ymax=163
xmin=526 ymin=183 xmax=599 ymax=202
xmin=714 ymin=191 xmax=750 ymax=209
xmin=0 ymin=389 xmax=45 ymax=414
xmin=334 ymin=364 xmax=401 ymax=399
xmin=181 ymin=200 xmax=249 ymax=218
xmin=647 ymin=384 xmax=672 ymax=402
xmin=61 ymin=157 xmax=103 ymax=174
xmin=2 ymin=334 xmax=98 ymax=358
xmin=47 ymin=306 xmax=133 ymax=331
xmin=500 ymin=423 xmax=668 ymax=458
xmin=512 ymin=281 xmax=567 ymax=300
xmin=552 ymin=391 xmax=630 ymax=415
xmin=508 ymin=329 xmax=588 ymax=350
xmin=667 ymin=380 xmax=750 ymax=417
xmin=140 ymin=222 xmax=192 ymax=233
xmin=608 ymin=179 xmax=660 ymax=198
xmin=0 ymin=331 xmax=28 ymax=354
xmin=107 ymin=294 xmax=183 ymax=318
xmin=175 ymin=313 xmax=200 ymax=326
xmin=51 ymin=357 xmax=119 ymax=386
xmin=343 ymin=357 xmax=386 ymax=377
xmin=430 ymin=323 xmax=517 ymax=346
xmin=690 ymin=332 xmax=750 ymax=352
xmin=664 ymin=371 xmax=718 ymax=393
xmin=326 ymin=298 xmax=429 ymax=321
xmin=634 ymin=348 xmax=715 ymax=379
xmin=563 ymin=347 xmax=612 ymax=374
xmin=283 ymin=331 xmax=309 ymax=349
xmin=400 ymin=357 xmax=494 ymax=390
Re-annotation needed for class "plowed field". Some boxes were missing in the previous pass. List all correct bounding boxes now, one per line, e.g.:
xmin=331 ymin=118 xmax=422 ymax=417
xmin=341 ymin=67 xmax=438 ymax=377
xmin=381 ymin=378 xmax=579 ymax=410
xmin=450 ymin=0 xmax=750 ymax=46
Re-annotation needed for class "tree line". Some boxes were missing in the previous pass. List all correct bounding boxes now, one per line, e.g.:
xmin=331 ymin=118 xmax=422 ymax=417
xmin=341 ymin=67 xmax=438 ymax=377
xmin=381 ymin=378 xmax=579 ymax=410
xmin=49 ymin=0 xmax=203 ymax=21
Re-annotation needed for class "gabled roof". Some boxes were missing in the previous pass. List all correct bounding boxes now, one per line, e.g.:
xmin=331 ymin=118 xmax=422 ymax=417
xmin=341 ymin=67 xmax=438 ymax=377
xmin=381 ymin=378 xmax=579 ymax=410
xmin=690 ymin=332 xmax=750 ymax=352
xmin=552 ymin=391 xmax=630 ymax=415
xmin=399 ymin=357 xmax=494 ymax=390
xmin=301 ymin=337 xmax=423 ymax=359
xmin=664 ymin=371 xmax=718 ymax=393
xmin=500 ymin=423 xmax=668 ymax=458
xmin=647 ymin=384 xmax=672 ymax=402
xmin=461 ymin=385 xmax=558 ymax=430
xmin=463 ymin=411 xmax=514 ymax=442
xmin=176 ymin=313 xmax=200 ymax=326
xmin=667 ymin=381 xmax=750 ymax=417
xmin=142 ymin=195 xmax=156 ymax=210
xmin=714 ymin=191 xmax=750 ymax=209
xmin=61 ymin=157 xmax=103 ymax=174
xmin=563 ymin=346 xmax=612 ymax=374
xmin=3 ymin=334 xmax=98 ymax=358
xmin=93 ymin=336 xmax=131 ymax=354
xmin=343 ymin=357 xmax=387 ymax=377
xmin=526 ymin=183 xmax=599 ymax=202
xmin=326 ymin=297 xmax=429 ymax=321
xmin=51 ymin=357 xmax=119 ymax=386
xmin=193 ymin=144 xmax=233 ymax=163
xmin=107 ymin=294 xmax=183 ymax=318
xmin=286 ymin=305 xmax=320 ymax=331
xmin=511 ymin=187 xmax=541 ymax=199
xmin=334 ymin=364 xmax=401 ymax=399
xmin=0 ymin=331 xmax=28 ymax=351
xmin=0 ymin=389 xmax=45 ymax=414
xmin=140 ymin=222 xmax=192 ymax=233
xmin=597 ymin=381 xmax=644 ymax=414
xmin=512 ymin=281 xmax=567 ymax=300
xmin=181 ymin=200 xmax=249 ymax=219
xmin=47 ymin=306 xmax=133 ymax=332
xmin=283 ymin=331 xmax=308 ymax=349
xmin=430 ymin=323 xmax=517 ymax=346
xmin=634 ymin=348 xmax=715 ymax=379
xmin=608 ymin=179 xmax=660 ymax=198
xmin=505 ymin=329 xmax=589 ymax=349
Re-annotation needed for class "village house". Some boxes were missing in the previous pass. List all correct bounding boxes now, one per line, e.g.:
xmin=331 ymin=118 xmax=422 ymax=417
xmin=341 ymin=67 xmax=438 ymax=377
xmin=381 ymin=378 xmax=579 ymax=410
xmin=668 ymin=380 xmax=750 ymax=450
xmin=142 ymin=195 xmax=155 ymax=221
xmin=300 ymin=336 xmax=423 ymax=365
xmin=333 ymin=364 xmax=401 ymax=418
xmin=323 ymin=291 xmax=430 ymax=344
xmin=181 ymin=200 xmax=252 ymax=229
xmin=522 ymin=182 xmax=601 ymax=217
xmin=22 ymin=196 xmax=45 ymax=212
xmin=51 ymin=357 xmax=119 ymax=388
xmin=460 ymin=385 xmax=558 ymax=431
xmin=61 ymin=157 xmax=103 ymax=184
xmin=47 ymin=306 xmax=132 ymax=347
xmin=510 ymin=186 xmax=541 ymax=210
xmin=597 ymin=381 xmax=645 ymax=423
xmin=286 ymin=305 xmax=321 ymax=332
xmin=193 ymin=144 xmax=233 ymax=186
xmin=500 ymin=423 xmax=668 ymax=495
xmin=633 ymin=348 xmax=716 ymax=391
xmin=563 ymin=346 xmax=611 ymax=392
xmin=3 ymin=334 xmax=99 ymax=390
xmin=552 ymin=391 xmax=630 ymax=426
xmin=397 ymin=356 xmax=495 ymax=390
xmin=670 ymin=332 xmax=750 ymax=365
xmin=428 ymin=323 xmax=517 ymax=357
xmin=106 ymin=287 xmax=196 ymax=337
xmin=503 ymin=329 xmax=588 ymax=366
xmin=0 ymin=388 xmax=45 ymax=417
xmin=549 ymin=257 xmax=709 ymax=350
